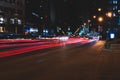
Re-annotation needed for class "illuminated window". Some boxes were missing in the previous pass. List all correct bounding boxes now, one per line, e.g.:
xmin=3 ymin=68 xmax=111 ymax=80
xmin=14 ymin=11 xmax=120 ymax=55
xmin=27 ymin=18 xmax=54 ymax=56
xmin=32 ymin=12 xmax=39 ymax=18
xmin=10 ymin=18 xmax=14 ymax=24
xmin=40 ymin=16 xmax=43 ymax=19
xmin=118 ymin=10 xmax=120 ymax=13
xmin=113 ymin=13 xmax=116 ymax=17
xmin=43 ymin=29 xmax=48 ymax=33
xmin=68 ymin=27 xmax=70 ymax=31
xmin=0 ymin=17 xmax=4 ymax=24
xmin=18 ymin=19 xmax=22 ymax=24
xmin=30 ymin=28 xmax=38 ymax=32
xmin=113 ymin=6 xmax=118 ymax=10
xmin=118 ymin=17 xmax=120 ymax=25
xmin=113 ymin=0 xmax=118 ymax=4
xmin=110 ymin=33 xmax=115 ymax=39
xmin=0 ymin=27 xmax=3 ymax=32
xmin=40 ymin=5 xmax=42 ymax=8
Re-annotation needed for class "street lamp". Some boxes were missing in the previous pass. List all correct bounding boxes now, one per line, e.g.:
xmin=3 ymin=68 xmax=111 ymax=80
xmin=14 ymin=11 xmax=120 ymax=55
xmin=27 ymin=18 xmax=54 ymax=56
xmin=93 ymin=15 xmax=96 ymax=19
xmin=105 ymin=12 xmax=113 ymax=40
xmin=88 ymin=20 xmax=91 ymax=23
xmin=87 ymin=20 xmax=91 ymax=33
xmin=106 ymin=12 xmax=112 ymax=18
xmin=97 ymin=16 xmax=104 ymax=33
xmin=98 ymin=16 xmax=103 ymax=23
xmin=98 ymin=8 xmax=101 ymax=11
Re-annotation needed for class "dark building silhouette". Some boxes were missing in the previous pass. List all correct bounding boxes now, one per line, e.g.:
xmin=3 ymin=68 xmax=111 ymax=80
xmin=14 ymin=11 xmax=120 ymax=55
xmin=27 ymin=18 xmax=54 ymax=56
xmin=106 ymin=0 xmax=120 ymax=38
xmin=0 ymin=0 xmax=25 ymax=34
xmin=25 ymin=0 xmax=94 ymax=36
xmin=25 ymin=0 xmax=55 ymax=36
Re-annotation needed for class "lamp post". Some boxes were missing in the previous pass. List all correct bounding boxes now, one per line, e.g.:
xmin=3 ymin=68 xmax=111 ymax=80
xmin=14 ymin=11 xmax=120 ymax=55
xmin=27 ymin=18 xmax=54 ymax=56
xmin=87 ymin=20 xmax=91 ymax=33
xmin=93 ymin=15 xmax=96 ymax=19
xmin=14 ymin=18 xmax=18 ymax=34
xmin=98 ymin=16 xmax=104 ymax=32
xmin=98 ymin=8 xmax=102 ymax=12
xmin=106 ymin=11 xmax=113 ymax=40
xmin=98 ymin=16 xmax=103 ymax=23
xmin=106 ymin=12 xmax=112 ymax=18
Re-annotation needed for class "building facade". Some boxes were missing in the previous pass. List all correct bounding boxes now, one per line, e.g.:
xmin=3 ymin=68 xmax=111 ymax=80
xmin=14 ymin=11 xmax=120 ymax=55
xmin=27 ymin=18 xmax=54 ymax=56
xmin=0 ymin=0 xmax=25 ymax=34
xmin=25 ymin=0 xmax=89 ymax=36
xmin=107 ymin=0 xmax=120 ymax=38
xmin=25 ymin=0 xmax=53 ymax=36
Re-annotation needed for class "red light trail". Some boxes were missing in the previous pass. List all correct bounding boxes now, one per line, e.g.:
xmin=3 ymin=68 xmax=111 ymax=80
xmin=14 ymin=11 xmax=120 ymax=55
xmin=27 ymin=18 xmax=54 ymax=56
xmin=0 ymin=38 xmax=97 ymax=58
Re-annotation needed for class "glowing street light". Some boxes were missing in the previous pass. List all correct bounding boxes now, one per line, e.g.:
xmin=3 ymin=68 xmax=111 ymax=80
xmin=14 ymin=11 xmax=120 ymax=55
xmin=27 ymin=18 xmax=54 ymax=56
xmin=84 ymin=23 xmax=86 ymax=25
xmin=106 ymin=12 xmax=112 ymax=18
xmin=98 ymin=17 xmax=103 ymax=22
xmin=93 ymin=15 xmax=96 ymax=19
xmin=88 ymin=20 xmax=91 ymax=23
xmin=98 ymin=8 xmax=102 ymax=11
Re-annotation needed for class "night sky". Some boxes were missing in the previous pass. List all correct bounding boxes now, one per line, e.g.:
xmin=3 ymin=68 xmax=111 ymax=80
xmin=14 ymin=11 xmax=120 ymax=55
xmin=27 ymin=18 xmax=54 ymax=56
xmin=66 ymin=0 xmax=107 ymax=16
xmin=26 ymin=0 xmax=107 ymax=15
xmin=55 ymin=0 xmax=108 ymax=18
xmin=67 ymin=0 xmax=92 ymax=17
xmin=54 ymin=0 xmax=104 ymax=22
xmin=26 ymin=0 xmax=105 ymax=13
xmin=26 ymin=0 xmax=108 ymax=24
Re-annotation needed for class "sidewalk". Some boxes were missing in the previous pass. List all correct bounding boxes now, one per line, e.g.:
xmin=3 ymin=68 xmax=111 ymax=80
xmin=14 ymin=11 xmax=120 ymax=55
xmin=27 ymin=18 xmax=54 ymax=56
xmin=103 ymin=48 xmax=120 ymax=53
xmin=97 ymin=47 xmax=120 ymax=80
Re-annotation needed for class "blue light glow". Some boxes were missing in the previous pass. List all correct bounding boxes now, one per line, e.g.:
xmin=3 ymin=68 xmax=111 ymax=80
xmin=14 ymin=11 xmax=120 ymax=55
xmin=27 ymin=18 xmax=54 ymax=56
xmin=110 ymin=33 xmax=115 ymax=39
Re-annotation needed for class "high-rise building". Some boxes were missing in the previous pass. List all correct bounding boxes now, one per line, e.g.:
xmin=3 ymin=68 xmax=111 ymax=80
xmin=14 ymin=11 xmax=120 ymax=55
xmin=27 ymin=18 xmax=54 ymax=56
xmin=107 ymin=0 xmax=120 ymax=38
xmin=25 ymin=0 xmax=55 ymax=36
xmin=0 ymin=0 xmax=25 ymax=34
xmin=25 ymin=0 xmax=69 ymax=36
xmin=25 ymin=0 xmax=91 ymax=36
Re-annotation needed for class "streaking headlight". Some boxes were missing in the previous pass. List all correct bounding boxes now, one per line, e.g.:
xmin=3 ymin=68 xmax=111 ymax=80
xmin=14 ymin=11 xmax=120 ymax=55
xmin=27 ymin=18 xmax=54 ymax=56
xmin=59 ymin=36 xmax=69 ymax=41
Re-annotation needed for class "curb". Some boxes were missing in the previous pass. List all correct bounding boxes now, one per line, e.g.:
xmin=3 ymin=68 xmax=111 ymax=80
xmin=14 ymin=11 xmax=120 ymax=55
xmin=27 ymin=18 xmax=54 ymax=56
xmin=103 ymin=49 xmax=120 ymax=53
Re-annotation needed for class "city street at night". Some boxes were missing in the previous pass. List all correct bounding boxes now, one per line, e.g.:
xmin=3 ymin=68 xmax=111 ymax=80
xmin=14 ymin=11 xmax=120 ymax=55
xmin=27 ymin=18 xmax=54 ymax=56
xmin=0 ymin=0 xmax=120 ymax=80
xmin=0 ymin=39 xmax=120 ymax=80
xmin=0 ymin=38 xmax=95 ymax=58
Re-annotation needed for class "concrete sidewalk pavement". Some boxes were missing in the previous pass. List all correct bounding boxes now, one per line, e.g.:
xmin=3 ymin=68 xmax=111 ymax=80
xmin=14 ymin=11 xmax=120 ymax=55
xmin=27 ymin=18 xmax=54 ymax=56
xmin=95 ymin=48 xmax=120 ymax=80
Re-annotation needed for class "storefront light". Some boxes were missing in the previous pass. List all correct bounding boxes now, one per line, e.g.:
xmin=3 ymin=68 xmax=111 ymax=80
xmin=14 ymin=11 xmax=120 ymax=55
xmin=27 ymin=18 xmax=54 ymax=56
xmin=0 ymin=17 xmax=4 ymax=24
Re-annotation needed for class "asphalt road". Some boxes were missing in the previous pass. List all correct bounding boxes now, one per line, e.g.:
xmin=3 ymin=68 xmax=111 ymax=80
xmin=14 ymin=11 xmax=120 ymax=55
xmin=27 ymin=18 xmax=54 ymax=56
xmin=0 ymin=40 xmax=120 ymax=80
